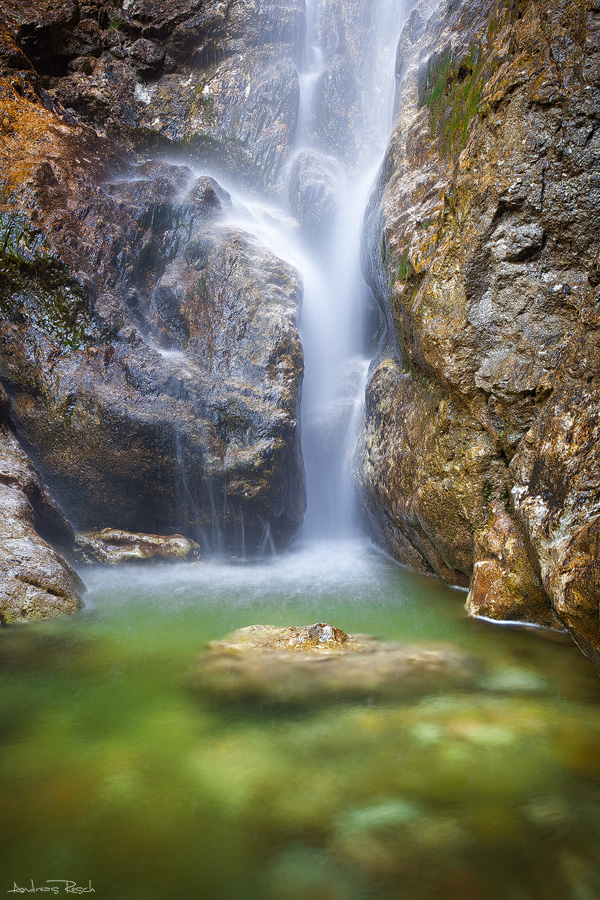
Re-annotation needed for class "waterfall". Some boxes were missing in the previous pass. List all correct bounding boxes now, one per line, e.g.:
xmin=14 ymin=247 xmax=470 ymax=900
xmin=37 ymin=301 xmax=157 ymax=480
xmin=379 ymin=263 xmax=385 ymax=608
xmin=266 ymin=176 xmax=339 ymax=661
xmin=291 ymin=0 xmax=413 ymax=540
xmin=186 ymin=0 xmax=413 ymax=551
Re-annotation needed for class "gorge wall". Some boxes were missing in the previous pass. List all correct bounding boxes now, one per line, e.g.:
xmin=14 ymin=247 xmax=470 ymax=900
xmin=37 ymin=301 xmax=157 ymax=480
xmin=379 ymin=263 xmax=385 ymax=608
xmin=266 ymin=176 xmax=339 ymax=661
xmin=359 ymin=0 xmax=600 ymax=663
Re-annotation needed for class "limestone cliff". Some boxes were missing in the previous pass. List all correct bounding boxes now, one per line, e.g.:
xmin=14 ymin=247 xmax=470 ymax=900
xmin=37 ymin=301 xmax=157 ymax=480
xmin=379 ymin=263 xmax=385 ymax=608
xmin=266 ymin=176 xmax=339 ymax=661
xmin=1 ymin=0 xmax=302 ymax=191
xmin=359 ymin=0 xmax=600 ymax=662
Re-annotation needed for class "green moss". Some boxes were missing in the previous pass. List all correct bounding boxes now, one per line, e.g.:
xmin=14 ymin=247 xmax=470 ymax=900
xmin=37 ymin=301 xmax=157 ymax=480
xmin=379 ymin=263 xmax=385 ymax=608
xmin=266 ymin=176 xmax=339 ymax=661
xmin=483 ymin=481 xmax=493 ymax=503
xmin=191 ymin=86 xmax=220 ymax=126
xmin=0 ymin=212 xmax=91 ymax=350
xmin=396 ymin=252 xmax=411 ymax=283
xmin=419 ymin=45 xmax=487 ymax=159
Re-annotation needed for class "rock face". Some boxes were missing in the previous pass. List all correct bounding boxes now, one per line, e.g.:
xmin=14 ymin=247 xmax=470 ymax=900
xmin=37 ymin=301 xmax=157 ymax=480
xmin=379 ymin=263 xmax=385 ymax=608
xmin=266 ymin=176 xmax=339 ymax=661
xmin=288 ymin=151 xmax=338 ymax=254
xmin=0 ymin=11 xmax=305 ymax=561
xmin=191 ymin=623 xmax=483 ymax=703
xmin=0 ymin=0 xmax=302 ymax=191
xmin=0 ymin=386 xmax=83 ymax=623
xmin=359 ymin=0 xmax=600 ymax=660
xmin=74 ymin=528 xmax=200 ymax=564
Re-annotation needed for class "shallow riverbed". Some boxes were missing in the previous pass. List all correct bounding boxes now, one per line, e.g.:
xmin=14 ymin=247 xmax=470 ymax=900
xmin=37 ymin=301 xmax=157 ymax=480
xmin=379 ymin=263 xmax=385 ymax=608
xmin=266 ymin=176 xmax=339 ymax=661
xmin=1 ymin=539 xmax=599 ymax=900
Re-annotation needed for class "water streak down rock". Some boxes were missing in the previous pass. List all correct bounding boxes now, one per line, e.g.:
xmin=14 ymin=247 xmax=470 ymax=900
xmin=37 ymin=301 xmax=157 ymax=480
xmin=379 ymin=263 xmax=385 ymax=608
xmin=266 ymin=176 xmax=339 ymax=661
xmin=358 ymin=0 xmax=600 ymax=662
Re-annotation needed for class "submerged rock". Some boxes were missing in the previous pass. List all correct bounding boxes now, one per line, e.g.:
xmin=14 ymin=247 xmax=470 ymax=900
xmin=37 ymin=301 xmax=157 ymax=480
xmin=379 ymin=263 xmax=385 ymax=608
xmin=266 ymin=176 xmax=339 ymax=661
xmin=190 ymin=623 xmax=483 ymax=703
xmin=74 ymin=529 xmax=201 ymax=565
xmin=358 ymin=0 xmax=600 ymax=657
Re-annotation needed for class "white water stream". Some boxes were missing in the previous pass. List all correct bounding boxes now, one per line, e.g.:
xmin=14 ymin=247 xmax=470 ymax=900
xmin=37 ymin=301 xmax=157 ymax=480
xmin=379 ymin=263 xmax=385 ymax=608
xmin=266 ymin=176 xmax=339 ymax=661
xmin=219 ymin=0 xmax=413 ymax=545
xmin=292 ymin=0 xmax=412 ymax=538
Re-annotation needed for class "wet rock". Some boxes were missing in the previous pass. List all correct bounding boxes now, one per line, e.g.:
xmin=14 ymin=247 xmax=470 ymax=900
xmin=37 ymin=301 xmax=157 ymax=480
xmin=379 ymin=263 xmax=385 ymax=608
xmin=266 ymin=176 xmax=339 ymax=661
xmin=358 ymin=0 xmax=600 ymax=655
xmin=0 ymin=422 xmax=83 ymax=623
xmin=288 ymin=151 xmax=338 ymax=252
xmin=312 ymin=57 xmax=359 ymax=160
xmin=74 ymin=528 xmax=201 ymax=565
xmin=0 ymin=79 xmax=305 ymax=552
xmin=0 ymin=0 xmax=302 ymax=191
xmin=191 ymin=623 xmax=484 ymax=703
xmin=130 ymin=38 xmax=165 ymax=73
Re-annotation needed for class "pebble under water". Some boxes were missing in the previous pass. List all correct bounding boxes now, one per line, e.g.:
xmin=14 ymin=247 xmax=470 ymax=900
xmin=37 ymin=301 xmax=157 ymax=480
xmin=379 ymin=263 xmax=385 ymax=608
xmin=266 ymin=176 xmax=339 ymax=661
xmin=1 ymin=539 xmax=600 ymax=900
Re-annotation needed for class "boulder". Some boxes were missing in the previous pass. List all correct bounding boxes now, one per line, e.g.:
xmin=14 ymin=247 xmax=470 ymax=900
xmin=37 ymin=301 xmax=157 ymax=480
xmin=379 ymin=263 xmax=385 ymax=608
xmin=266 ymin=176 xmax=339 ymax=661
xmin=74 ymin=528 xmax=201 ymax=564
xmin=190 ymin=623 xmax=484 ymax=703
xmin=0 ymin=78 xmax=305 ymax=553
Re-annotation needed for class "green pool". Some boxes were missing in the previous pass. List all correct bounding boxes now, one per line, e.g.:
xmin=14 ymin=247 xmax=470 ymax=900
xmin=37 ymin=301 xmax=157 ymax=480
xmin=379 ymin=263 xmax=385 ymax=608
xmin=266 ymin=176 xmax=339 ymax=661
xmin=1 ymin=539 xmax=599 ymax=900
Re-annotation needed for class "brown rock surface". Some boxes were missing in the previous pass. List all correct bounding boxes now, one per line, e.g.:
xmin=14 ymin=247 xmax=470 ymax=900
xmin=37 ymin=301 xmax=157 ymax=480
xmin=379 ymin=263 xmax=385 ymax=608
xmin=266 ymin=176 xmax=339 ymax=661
xmin=358 ymin=0 xmax=600 ymax=657
xmin=0 ymin=0 xmax=302 ymax=191
xmin=0 ymin=391 xmax=83 ymax=622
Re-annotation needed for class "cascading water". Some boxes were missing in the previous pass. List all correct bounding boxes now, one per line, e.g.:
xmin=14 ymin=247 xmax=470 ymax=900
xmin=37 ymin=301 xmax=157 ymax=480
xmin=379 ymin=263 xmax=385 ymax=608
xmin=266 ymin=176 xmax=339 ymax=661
xmin=177 ymin=0 xmax=414 ymax=552
xmin=289 ymin=0 xmax=413 ymax=539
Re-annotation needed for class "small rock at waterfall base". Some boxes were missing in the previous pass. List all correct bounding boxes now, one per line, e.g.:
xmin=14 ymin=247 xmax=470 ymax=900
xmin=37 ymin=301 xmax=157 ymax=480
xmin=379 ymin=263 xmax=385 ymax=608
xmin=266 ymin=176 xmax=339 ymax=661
xmin=74 ymin=529 xmax=201 ymax=565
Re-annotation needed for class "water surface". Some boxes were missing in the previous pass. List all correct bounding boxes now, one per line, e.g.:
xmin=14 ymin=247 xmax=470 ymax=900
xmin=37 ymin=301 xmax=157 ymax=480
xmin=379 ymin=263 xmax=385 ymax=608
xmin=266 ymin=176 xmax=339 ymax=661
xmin=1 ymin=540 xmax=599 ymax=900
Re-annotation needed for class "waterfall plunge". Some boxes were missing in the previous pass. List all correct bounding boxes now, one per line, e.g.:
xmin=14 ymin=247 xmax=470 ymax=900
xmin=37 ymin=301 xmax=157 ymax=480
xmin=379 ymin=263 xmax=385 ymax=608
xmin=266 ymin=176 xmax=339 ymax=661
xmin=187 ymin=0 xmax=413 ymax=552
xmin=293 ymin=0 xmax=413 ymax=540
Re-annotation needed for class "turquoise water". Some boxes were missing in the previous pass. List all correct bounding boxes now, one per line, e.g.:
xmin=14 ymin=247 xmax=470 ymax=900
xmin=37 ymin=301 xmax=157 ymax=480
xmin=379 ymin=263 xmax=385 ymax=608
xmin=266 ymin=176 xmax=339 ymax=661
xmin=1 ymin=539 xmax=599 ymax=900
